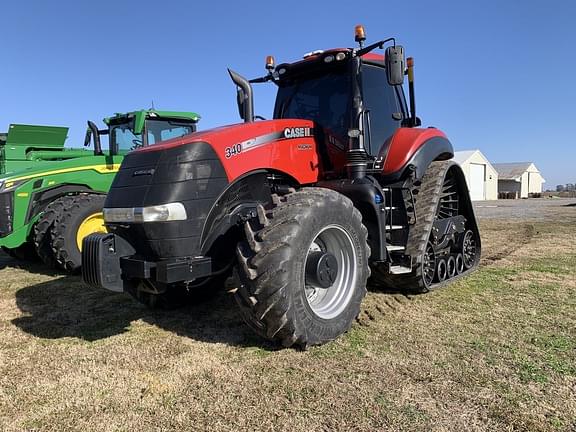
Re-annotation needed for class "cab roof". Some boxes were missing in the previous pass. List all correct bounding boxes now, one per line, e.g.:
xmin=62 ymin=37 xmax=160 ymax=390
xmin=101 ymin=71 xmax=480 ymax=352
xmin=104 ymin=109 xmax=201 ymax=134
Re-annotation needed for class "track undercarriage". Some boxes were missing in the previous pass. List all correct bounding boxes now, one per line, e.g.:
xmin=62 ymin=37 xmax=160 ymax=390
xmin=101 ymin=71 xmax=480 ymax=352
xmin=372 ymin=160 xmax=481 ymax=292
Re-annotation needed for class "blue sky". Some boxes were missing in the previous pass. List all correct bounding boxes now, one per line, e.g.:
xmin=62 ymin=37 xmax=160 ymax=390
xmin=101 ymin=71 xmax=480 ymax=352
xmin=1 ymin=0 xmax=575 ymax=186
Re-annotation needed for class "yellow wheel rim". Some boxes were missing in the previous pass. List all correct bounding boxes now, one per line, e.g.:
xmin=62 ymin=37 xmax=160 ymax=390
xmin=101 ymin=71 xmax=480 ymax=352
xmin=76 ymin=212 xmax=107 ymax=251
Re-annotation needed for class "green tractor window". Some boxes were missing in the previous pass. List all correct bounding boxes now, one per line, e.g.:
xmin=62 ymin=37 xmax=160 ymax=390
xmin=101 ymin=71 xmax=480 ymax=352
xmin=146 ymin=120 xmax=195 ymax=144
xmin=110 ymin=119 xmax=196 ymax=155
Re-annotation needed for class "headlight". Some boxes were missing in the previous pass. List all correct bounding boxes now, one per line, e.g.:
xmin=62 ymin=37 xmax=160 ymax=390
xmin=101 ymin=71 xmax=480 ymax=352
xmin=0 ymin=179 xmax=27 ymax=193
xmin=104 ymin=202 xmax=187 ymax=223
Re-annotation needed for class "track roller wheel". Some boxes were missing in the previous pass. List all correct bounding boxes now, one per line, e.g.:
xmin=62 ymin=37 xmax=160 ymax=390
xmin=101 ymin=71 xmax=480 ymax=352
xmin=51 ymin=194 xmax=107 ymax=273
xmin=447 ymin=255 xmax=456 ymax=278
xmin=436 ymin=259 xmax=447 ymax=282
xmin=235 ymin=188 xmax=370 ymax=348
xmin=462 ymin=230 xmax=478 ymax=269
xmin=422 ymin=242 xmax=436 ymax=288
xmin=455 ymin=253 xmax=464 ymax=274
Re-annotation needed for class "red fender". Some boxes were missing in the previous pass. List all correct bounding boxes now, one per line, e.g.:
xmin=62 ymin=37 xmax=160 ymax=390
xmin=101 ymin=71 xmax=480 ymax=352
xmin=381 ymin=128 xmax=450 ymax=176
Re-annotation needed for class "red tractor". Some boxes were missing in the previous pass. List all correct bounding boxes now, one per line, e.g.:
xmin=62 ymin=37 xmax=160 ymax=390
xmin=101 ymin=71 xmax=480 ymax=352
xmin=83 ymin=26 xmax=481 ymax=348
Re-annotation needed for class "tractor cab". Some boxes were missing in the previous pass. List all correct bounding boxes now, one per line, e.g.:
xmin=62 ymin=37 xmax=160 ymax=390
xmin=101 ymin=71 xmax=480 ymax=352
xmin=272 ymin=48 xmax=408 ymax=158
xmin=85 ymin=109 xmax=200 ymax=155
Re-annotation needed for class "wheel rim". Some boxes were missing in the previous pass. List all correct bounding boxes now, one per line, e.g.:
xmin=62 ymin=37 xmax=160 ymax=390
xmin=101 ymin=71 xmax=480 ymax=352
xmin=304 ymin=224 xmax=358 ymax=320
xmin=76 ymin=212 xmax=107 ymax=251
xmin=422 ymin=242 xmax=436 ymax=287
xmin=462 ymin=230 xmax=477 ymax=269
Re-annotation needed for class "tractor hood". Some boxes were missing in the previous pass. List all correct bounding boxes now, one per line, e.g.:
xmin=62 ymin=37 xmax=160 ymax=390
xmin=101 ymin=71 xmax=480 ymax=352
xmin=133 ymin=119 xmax=319 ymax=184
xmin=0 ymin=155 xmax=116 ymax=186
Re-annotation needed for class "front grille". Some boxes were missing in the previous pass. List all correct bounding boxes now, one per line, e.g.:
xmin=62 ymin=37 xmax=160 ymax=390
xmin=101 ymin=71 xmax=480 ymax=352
xmin=105 ymin=142 xmax=228 ymax=260
xmin=0 ymin=191 xmax=14 ymax=237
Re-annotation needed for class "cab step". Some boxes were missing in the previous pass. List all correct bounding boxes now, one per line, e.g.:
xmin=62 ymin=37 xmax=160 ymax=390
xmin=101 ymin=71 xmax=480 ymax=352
xmin=386 ymin=245 xmax=405 ymax=252
xmin=385 ymin=225 xmax=404 ymax=230
xmin=389 ymin=265 xmax=412 ymax=275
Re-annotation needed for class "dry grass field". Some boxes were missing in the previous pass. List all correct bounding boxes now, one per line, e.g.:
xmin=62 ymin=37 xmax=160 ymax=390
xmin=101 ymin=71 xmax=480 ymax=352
xmin=1 ymin=199 xmax=575 ymax=431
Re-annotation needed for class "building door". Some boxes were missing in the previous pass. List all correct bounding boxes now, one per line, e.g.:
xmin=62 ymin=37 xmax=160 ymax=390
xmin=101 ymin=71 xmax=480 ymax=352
xmin=469 ymin=163 xmax=486 ymax=201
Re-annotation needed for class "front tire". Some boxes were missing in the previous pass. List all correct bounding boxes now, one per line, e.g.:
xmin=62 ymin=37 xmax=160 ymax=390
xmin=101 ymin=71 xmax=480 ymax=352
xmin=51 ymin=194 xmax=107 ymax=273
xmin=235 ymin=188 xmax=370 ymax=348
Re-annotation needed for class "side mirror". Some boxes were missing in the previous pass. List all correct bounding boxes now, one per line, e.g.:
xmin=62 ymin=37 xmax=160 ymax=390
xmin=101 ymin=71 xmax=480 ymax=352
xmin=385 ymin=45 xmax=405 ymax=86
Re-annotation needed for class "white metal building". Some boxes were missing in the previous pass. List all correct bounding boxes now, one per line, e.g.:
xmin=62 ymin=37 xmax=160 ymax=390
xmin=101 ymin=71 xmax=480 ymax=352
xmin=453 ymin=150 xmax=499 ymax=201
xmin=492 ymin=162 xmax=545 ymax=198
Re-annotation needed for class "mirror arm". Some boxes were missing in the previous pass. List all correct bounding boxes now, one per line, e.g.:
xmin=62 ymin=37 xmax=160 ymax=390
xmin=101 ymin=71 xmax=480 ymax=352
xmin=407 ymin=58 xmax=417 ymax=127
xmin=355 ymin=38 xmax=395 ymax=58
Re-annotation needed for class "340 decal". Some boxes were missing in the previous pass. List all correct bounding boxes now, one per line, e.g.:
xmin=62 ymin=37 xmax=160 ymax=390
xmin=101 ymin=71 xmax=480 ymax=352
xmin=225 ymin=143 xmax=243 ymax=158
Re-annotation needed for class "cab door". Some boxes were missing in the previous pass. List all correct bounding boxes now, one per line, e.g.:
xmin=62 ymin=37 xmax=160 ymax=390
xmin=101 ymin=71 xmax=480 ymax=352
xmin=361 ymin=64 xmax=404 ymax=156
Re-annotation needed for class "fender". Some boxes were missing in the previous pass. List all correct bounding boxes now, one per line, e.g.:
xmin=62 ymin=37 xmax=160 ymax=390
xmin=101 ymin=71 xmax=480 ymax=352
xmin=380 ymin=128 xmax=453 ymax=181
xmin=199 ymin=170 xmax=297 ymax=255
xmin=26 ymin=184 xmax=102 ymax=224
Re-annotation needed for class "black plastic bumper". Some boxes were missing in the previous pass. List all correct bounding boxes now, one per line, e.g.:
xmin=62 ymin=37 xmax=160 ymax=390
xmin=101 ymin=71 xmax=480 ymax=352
xmin=82 ymin=233 xmax=213 ymax=292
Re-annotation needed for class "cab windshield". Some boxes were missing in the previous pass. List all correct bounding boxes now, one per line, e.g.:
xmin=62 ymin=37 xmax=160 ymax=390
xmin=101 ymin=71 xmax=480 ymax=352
xmin=110 ymin=119 xmax=196 ymax=155
xmin=273 ymin=68 xmax=351 ymax=141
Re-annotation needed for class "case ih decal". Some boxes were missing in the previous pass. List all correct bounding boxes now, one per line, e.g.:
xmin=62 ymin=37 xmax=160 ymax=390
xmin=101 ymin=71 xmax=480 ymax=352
xmin=225 ymin=127 xmax=314 ymax=158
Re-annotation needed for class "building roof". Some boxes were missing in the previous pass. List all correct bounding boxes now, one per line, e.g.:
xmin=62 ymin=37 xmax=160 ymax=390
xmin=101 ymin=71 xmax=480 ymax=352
xmin=492 ymin=162 xmax=535 ymax=180
xmin=452 ymin=150 xmax=480 ymax=165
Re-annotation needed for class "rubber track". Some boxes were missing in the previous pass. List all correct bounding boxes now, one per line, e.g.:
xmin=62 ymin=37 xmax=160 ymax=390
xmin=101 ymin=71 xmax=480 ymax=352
xmin=234 ymin=187 xmax=370 ymax=348
xmin=373 ymin=160 xmax=478 ymax=293
xmin=33 ymin=198 xmax=66 ymax=268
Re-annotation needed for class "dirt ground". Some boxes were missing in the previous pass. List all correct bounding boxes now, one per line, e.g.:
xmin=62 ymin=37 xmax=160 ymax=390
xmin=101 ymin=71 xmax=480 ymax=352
xmin=0 ymin=198 xmax=575 ymax=431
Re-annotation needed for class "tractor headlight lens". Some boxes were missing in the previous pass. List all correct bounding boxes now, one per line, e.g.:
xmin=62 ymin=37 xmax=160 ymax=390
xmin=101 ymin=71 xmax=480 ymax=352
xmin=104 ymin=203 xmax=187 ymax=223
xmin=0 ymin=179 xmax=27 ymax=192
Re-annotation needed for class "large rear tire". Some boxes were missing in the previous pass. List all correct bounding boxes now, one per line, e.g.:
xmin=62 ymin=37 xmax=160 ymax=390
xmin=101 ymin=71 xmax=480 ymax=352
xmin=33 ymin=199 xmax=66 ymax=268
xmin=51 ymin=194 xmax=107 ymax=273
xmin=234 ymin=188 xmax=370 ymax=348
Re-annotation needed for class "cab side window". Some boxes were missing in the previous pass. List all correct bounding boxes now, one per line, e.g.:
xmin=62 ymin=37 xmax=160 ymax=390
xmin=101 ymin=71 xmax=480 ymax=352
xmin=361 ymin=64 xmax=402 ymax=155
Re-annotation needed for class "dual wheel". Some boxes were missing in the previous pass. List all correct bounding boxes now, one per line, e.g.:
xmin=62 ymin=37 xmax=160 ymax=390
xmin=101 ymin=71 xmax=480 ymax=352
xmin=33 ymin=194 xmax=107 ymax=272
xmin=235 ymin=188 xmax=370 ymax=348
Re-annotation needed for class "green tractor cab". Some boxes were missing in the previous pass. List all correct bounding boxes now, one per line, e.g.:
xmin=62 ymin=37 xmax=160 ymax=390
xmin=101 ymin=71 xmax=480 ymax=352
xmin=0 ymin=109 xmax=200 ymax=271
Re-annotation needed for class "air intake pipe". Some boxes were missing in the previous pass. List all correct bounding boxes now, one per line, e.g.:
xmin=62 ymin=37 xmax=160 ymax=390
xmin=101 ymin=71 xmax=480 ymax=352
xmin=346 ymin=56 xmax=368 ymax=181
xmin=228 ymin=69 xmax=254 ymax=123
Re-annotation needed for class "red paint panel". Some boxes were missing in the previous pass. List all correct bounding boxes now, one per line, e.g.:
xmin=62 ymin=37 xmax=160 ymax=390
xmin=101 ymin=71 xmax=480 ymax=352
xmin=382 ymin=128 xmax=448 ymax=175
xmin=135 ymin=120 xmax=320 ymax=185
xmin=361 ymin=52 xmax=384 ymax=61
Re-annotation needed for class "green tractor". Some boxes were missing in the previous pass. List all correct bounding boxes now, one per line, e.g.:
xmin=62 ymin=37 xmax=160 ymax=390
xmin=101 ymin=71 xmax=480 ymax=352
xmin=0 ymin=123 xmax=91 ymax=174
xmin=0 ymin=109 xmax=200 ymax=271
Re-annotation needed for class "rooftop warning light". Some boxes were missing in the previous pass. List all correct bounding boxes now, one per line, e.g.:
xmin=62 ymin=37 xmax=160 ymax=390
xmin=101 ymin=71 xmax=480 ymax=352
xmin=354 ymin=25 xmax=366 ymax=47
xmin=265 ymin=55 xmax=275 ymax=71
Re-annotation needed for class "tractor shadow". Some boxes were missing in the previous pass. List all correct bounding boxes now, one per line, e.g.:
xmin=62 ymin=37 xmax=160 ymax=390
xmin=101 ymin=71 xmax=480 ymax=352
xmin=0 ymin=252 xmax=63 ymax=277
xmin=11 ymin=275 xmax=275 ymax=350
